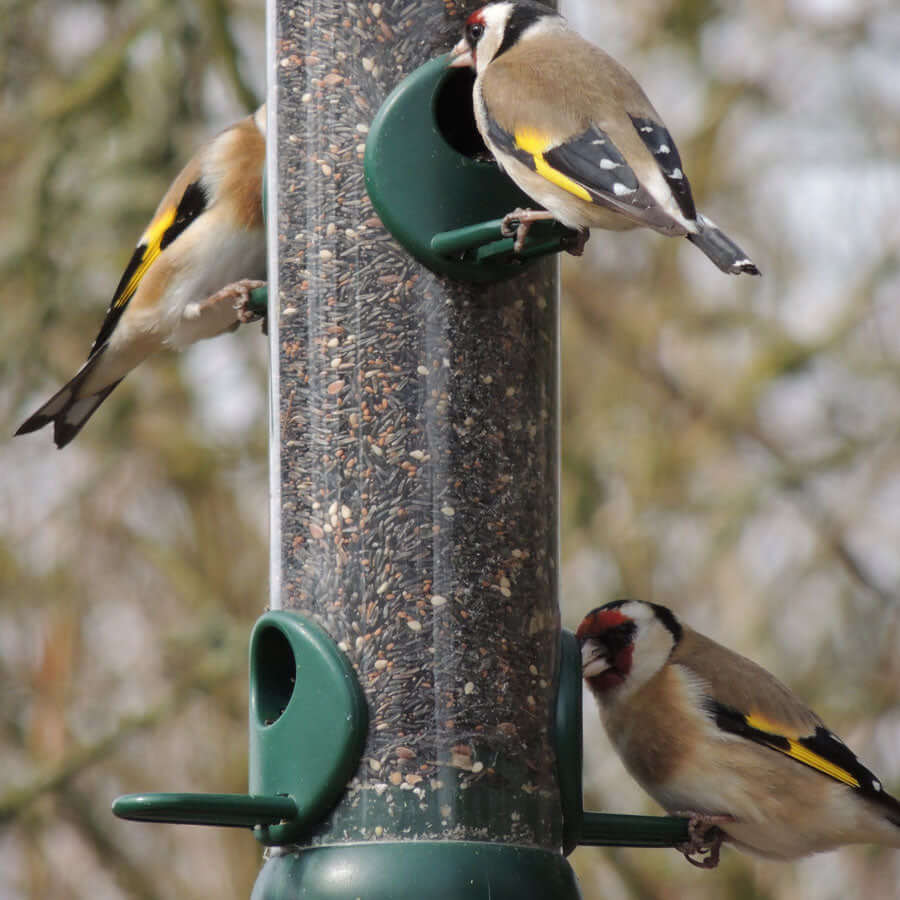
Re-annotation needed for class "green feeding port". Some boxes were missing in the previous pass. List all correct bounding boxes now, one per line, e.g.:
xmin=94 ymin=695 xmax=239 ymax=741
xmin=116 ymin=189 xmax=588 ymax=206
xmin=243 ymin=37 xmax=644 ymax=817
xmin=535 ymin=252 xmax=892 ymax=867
xmin=113 ymin=621 xmax=688 ymax=854
xmin=364 ymin=55 xmax=578 ymax=282
xmin=247 ymin=612 xmax=369 ymax=845
xmin=253 ymin=623 xmax=295 ymax=726
xmin=112 ymin=611 xmax=368 ymax=842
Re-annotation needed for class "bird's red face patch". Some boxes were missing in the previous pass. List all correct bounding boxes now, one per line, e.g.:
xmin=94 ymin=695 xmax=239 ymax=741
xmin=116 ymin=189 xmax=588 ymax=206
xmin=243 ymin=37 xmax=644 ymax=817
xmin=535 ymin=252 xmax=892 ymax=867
xmin=590 ymin=647 xmax=632 ymax=692
xmin=463 ymin=9 xmax=487 ymax=61
xmin=576 ymin=607 xmax=628 ymax=640
xmin=577 ymin=606 xmax=636 ymax=693
xmin=450 ymin=7 xmax=486 ymax=69
xmin=465 ymin=8 xmax=487 ymax=28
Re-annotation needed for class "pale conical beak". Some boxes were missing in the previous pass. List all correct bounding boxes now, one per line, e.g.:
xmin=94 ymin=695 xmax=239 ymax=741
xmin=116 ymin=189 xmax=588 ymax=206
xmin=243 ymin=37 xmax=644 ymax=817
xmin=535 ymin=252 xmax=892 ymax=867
xmin=581 ymin=639 xmax=610 ymax=679
xmin=449 ymin=38 xmax=474 ymax=68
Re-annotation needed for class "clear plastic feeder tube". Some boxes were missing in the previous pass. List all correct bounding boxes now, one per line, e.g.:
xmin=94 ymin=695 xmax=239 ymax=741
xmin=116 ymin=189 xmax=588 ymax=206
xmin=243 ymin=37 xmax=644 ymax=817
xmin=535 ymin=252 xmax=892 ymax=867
xmin=268 ymin=0 xmax=561 ymax=848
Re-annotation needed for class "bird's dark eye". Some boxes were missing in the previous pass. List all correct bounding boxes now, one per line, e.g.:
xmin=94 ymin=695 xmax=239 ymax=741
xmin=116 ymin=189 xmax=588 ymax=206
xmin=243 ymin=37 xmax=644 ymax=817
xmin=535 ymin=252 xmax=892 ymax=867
xmin=466 ymin=22 xmax=485 ymax=43
xmin=601 ymin=623 xmax=637 ymax=656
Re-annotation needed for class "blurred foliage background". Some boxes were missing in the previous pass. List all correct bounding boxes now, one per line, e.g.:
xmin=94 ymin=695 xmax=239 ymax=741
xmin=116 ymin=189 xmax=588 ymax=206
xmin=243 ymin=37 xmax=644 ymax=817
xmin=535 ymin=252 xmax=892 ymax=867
xmin=2 ymin=0 xmax=899 ymax=898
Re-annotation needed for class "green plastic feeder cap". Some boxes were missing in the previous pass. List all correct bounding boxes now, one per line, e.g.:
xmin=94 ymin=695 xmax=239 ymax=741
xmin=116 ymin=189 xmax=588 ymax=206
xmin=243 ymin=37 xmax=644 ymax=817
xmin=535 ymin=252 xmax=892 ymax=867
xmin=364 ymin=55 xmax=577 ymax=282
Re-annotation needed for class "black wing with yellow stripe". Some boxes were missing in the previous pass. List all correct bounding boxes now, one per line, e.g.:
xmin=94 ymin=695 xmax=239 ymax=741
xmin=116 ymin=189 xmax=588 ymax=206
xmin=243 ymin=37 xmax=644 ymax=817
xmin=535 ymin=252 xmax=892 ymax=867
xmin=88 ymin=180 xmax=209 ymax=357
xmin=486 ymin=118 xmax=661 ymax=213
xmin=708 ymin=699 xmax=900 ymax=821
xmin=485 ymin=115 xmax=698 ymax=233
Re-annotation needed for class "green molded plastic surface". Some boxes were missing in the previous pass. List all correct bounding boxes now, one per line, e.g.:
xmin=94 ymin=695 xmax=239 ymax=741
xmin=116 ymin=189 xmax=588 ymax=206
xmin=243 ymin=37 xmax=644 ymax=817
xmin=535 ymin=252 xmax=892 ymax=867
xmin=111 ymin=619 xmax=689 ymax=853
xmin=554 ymin=628 xmax=691 ymax=852
xmin=251 ymin=842 xmax=582 ymax=900
xmin=248 ymin=162 xmax=268 ymax=321
xmin=430 ymin=217 xmax=576 ymax=264
xmin=581 ymin=812 xmax=689 ymax=847
xmin=247 ymin=284 xmax=268 ymax=318
xmin=555 ymin=629 xmax=585 ymax=855
xmin=364 ymin=55 xmax=576 ymax=282
xmin=249 ymin=611 xmax=368 ymax=844
xmin=112 ymin=793 xmax=297 ymax=828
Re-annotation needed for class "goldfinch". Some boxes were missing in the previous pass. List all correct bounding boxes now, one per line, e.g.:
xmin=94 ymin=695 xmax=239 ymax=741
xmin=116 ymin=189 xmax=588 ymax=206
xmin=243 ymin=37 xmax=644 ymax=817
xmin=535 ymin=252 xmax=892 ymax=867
xmin=450 ymin=2 xmax=760 ymax=274
xmin=577 ymin=600 xmax=900 ymax=867
xmin=16 ymin=105 xmax=267 ymax=449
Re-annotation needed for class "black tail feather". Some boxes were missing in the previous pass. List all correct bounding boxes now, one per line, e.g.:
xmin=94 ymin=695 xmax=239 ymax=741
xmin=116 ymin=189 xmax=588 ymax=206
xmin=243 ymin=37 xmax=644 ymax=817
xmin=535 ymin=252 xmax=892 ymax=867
xmin=15 ymin=348 xmax=121 ymax=449
xmin=687 ymin=214 xmax=760 ymax=276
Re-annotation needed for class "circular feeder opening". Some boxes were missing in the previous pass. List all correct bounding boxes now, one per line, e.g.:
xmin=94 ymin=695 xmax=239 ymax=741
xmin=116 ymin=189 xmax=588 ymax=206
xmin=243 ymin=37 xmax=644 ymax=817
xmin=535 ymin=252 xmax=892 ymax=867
xmin=433 ymin=67 xmax=489 ymax=160
xmin=254 ymin=625 xmax=296 ymax=727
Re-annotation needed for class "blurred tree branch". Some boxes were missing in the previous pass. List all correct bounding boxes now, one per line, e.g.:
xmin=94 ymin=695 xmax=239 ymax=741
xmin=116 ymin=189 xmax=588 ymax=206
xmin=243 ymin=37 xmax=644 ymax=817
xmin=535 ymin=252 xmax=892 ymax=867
xmin=568 ymin=282 xmax=897 ymax=606
xmin=34 ymin=6 xmax=164 ymax=123
xmin=204 ymin=0 xmax=262 ymax=109
xmin=59 ymin=787 xmax=167 ymax=900
xmin=0 ymin=642 xmax=242 ymax=825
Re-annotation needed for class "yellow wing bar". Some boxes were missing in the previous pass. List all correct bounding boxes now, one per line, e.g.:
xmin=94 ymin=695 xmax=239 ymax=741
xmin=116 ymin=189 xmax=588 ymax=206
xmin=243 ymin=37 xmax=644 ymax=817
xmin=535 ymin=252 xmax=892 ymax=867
xmin=112 ymin=205 xmax=177 ymax=310
xmin=514 ymin=127 xmax=592 ymax=203
xmin=744 ymin=713 xmax=860 ymax=788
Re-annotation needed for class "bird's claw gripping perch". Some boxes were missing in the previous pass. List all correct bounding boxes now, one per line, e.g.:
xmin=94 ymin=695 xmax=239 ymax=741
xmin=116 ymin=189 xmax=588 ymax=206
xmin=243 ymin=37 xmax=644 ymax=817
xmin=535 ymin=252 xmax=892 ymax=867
xmin=673 ymin=813 xmax=734 ymax=869
xmin=185 ymin=278 xmax=266 ymax=324
xmin=229 ymin=279 xmax=268 ymax=334
xmin=500 ymin=208 xmax=556 ymax=253
xmin=500 ymin=208 xmax=588 ymax=256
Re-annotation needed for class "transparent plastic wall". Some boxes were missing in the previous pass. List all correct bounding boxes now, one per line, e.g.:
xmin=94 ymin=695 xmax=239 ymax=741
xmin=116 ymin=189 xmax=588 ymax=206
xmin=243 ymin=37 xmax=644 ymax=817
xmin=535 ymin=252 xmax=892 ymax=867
xmin=269 ymin=0 xmax=561 ymax=848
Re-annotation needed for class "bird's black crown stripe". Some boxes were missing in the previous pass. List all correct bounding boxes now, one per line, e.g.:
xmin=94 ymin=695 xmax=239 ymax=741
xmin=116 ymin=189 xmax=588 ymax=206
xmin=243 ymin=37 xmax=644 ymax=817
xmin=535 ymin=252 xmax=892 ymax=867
xmin=494 ymin=1 xmax=558 ymax=60
xmin=160 ymin=180 xmax=209 ymax=251
xmin=648 ymin=602 xmax=683 ymax=643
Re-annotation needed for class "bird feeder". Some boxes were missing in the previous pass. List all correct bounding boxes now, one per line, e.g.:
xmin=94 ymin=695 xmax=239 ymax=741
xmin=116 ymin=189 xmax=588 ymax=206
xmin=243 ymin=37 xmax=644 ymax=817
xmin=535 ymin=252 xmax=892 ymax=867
xmin=364 ymin=54 xmax=579 ymax=281
xmin=112 ymin=1 xmax=690 ymax=895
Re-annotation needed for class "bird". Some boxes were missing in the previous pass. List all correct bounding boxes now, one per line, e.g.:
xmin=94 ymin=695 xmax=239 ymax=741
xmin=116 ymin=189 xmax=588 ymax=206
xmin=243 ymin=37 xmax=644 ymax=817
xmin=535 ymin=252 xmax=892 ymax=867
xmin=576 ymin=599 xmax=900 ymax=868
xmin=449 ymin=1 xmax=760 ymax=275
xmin=15 ymin=104 xmax=268 ymax=449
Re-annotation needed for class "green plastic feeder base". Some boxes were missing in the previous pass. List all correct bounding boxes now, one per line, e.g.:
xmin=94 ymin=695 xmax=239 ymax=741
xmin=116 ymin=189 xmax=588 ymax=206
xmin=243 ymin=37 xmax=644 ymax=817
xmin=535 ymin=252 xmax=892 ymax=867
xmin=251 ymin=842 xmax=581 ymax=900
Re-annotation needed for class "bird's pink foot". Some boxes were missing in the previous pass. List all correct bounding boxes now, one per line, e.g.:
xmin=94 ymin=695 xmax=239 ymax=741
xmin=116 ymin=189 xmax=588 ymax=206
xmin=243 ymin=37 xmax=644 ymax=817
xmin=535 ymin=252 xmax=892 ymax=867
xmin=228 ymin=279 xmax=267 ymax=325
xmin=500 ymin=208 xmax=556 ymax=253
xmin=187 ymin=279 xmax=266 ymax=324
xmin=672 ymin=812 xmax=735 ymax=869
